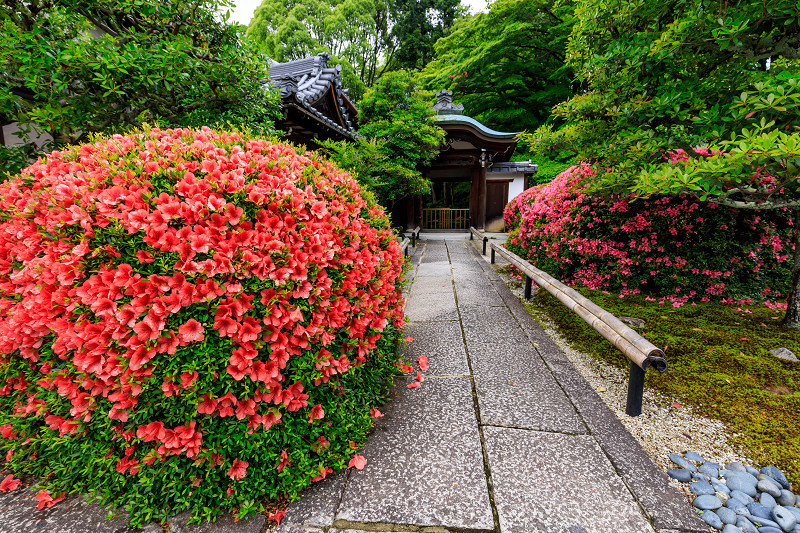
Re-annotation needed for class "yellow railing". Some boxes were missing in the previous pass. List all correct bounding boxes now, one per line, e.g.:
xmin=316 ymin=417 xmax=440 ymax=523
xmin=422 ymin=208 xmax=470 ymax=230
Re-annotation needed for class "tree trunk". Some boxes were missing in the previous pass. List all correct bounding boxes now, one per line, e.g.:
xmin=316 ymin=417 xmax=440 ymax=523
xmin=781 ymin=208 xmax=800 ymax=329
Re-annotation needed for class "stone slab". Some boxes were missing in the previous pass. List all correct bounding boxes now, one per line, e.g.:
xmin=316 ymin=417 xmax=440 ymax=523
xmin=454 ymin=282 xmax=506 ymax=308
xmin=414 ymin=262 xmax=452 ymax=277
xmin=400 ymin=321 xmax=469 ymax=376
xmin=274 ymin=469 xmax=347 ymax=530
xmin=483 ymin=426 xmax=656 ymax=533
xmin=460 ymin=306 xmax=586 ymax=434
xmin=336 ymin=377 xmax=493 ymax=531
xmin=0 ymin=479 xmax=148 ymax=533
xmin=169 ymin=510 xmax=265 ymax=533
xmin=404 ymin=279 xmax=458 ymax=322
xmin=546 ymin=358 xmax=708 ymax=533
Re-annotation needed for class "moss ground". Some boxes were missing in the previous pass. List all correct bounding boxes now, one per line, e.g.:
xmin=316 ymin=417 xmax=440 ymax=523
xmin=525 ymin=282 xmax=800 ymax=487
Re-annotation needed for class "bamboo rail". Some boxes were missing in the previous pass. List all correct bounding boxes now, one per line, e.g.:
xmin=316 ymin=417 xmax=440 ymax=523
xmin=422 ymin=208 xmax=470 ymax=230
xmin=470 ymin=227 xmax=667 ymax=416
xmin=399 ymin=237 xmax=410 ymax=257
xmin=410 ymin=226 xmax=421 ymax=247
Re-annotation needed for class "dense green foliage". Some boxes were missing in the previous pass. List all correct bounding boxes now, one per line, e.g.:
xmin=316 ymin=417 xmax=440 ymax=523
xmin=522 ymin=280 xmax=800 ymax=488
xmin=522 ymin=0 xmax=800 ymax=327
xmin=247 ymin=0 xmax=395 ymax=89
xmin=0 ymin=128 xmax=405 ymax=524
xmin=0 ymin=0 xmax=280 ymax=176
xmin=390 ymin=0 xmax=464 ymax=71
xmin=420 ymin=0 xmax=575 ymax=132
xmin=324 ymin=70 xmax=445 ymax=208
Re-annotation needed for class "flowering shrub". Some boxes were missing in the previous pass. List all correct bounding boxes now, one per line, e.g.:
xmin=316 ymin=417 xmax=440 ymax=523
xmin=0 ymin=127 xmax=405 ymax=524
xmin=505 ymin=163 xmax=794 ymax=306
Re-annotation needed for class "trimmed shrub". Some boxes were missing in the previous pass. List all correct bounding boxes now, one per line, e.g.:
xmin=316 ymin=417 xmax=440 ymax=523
xmin=0 ymin=127 xmax=405 ymax=524
xmin=505 ymin=164 xmax=794 ymax=306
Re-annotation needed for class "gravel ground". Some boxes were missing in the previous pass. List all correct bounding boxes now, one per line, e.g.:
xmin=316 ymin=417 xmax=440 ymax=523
xmin=477 ymin=244 xmax=753 ymax=500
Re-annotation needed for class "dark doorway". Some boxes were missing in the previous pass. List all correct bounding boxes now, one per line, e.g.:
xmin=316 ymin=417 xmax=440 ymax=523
xmin=486 ymin=180 xmax=509 ymax=222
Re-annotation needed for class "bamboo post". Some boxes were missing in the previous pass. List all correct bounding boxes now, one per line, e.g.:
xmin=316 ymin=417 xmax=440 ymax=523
xmin=524 ymin=276 xmax=532 ymax=299
xmin=626 ymin=362 xmax=646 ymax=416
xmin=491 ymin=247 xmax=495 ymax=264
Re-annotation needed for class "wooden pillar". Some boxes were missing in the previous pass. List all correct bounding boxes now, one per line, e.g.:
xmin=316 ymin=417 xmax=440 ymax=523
xmin=469 ymin=165 xmax=487 ymax=229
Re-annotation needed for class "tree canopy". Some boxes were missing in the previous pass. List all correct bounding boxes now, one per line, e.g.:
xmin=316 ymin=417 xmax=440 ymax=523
xmin=390 ymin=0 xmax=465 ymax=71
xmin=522 ymin=0 xmax=800 ymax=327
xmin=247 ymin=0 xmax=395 ymax=89
xmin=321 ymin=70 xmax=445 ymax=208
xmin=420 ymin=0 xmax=575 ymax=132
xmin=1 ymin=0 xmax=280 ymax=175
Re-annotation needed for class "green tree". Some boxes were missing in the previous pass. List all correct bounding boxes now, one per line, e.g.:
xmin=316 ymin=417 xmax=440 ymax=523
xmin=389 ymin=0 xmax=465 ymax=71
xmin=522 ymin=0 xmax=800 ymax=327
xmin=247 ymin=0 xmax=394 ymax=88
xmin=420 ymin=0 xmax=575 ymax=132
xmin=322 ymin=70 xmax=445 ymax=209
xmin=1 ymin=0 xmax=280 ymax=175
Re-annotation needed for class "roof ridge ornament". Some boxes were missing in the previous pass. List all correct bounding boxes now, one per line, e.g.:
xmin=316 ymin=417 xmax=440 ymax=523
xmin=433 ymin=89 xmax=464 ymax=115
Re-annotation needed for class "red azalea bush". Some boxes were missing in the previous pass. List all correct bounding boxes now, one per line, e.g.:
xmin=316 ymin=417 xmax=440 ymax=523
xmin=505 ymin=163 xmax=795 ymax=307
xmin=0 ymin=127 xmax=405 ymax=524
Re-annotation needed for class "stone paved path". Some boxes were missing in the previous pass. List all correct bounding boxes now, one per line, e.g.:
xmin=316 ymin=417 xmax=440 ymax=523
xmin=0 ymin=236 xmax=708 ymax=533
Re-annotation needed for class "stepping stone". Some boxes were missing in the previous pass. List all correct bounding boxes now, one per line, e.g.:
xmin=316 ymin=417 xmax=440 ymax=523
xmin=336 ymin=377 xmax=493 ymax=530
xmin=483 ymin=427 xmax=655 ymax=533
xmin=404 ymin=277 xmax=458 ymax=322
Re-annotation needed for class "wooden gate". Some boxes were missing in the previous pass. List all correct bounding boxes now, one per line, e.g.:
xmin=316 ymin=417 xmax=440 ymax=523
xmin=422 ymin=208 xmax=470 ymax=230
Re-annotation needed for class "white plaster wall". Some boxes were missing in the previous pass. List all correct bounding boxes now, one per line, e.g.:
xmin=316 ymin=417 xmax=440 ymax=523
xmin=487 ymin=173 xmax=525 ymax=202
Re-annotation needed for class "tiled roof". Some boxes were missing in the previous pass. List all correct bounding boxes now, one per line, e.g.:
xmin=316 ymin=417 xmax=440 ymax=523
xmin=488 ymin=161 xmax=538 ymax=174
xmin=268 ymin=53 xmax=356 ymax=135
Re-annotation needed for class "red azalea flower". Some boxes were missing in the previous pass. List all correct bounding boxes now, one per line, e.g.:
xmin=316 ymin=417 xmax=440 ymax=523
xmin=178 ymin=319 xmax=205 ymax=344
xmin=227 ymin=459 xmax=248 ymax=480
xmin=0 ymin=475 xmax=20 ymax=493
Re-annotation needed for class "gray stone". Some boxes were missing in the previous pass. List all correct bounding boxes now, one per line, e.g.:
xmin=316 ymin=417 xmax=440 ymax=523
xmin=756 ymin=527 xmax=781 ymax=533
xmin=785 ymin=506 xmax=800 ymax=522
xmin=718 ymin=506 xmax=737 ymax=525
xmin=693 ymin=472 xmax=711 ymax=482
xmin=694 ymin=495 xmax=723 ymax=510
xmin=701 ymin=461 xmax=722 ymax=477
xmin=758 ymin=478 xmax=783 ymax=498
xmin=701 ymin=510 xmax=724 ymax=529
xmin=713 ymin=478 xmax=732 ymax=494
xmin=726 ymin=497 xmax=748 ymax=514
xmin=404 ymin=277 xmax=458 ymax=322
xmin=772 ymin=506 xmax=798 ymax=531
xmin=731 ymin=490 xmax=755 ymax=505
xmin=482 ymin=427 xmax=655 ymax=533
xmin=399 ymin=320 xmax=469 ymax=376
xmin=727 ymin=462 xmax=748 ymax=473
xmin=727 ymin=476 xmax=759 ymax=497
xmin=742 ymin=514 xmax=780 ymax=529
xmin=723 ymin=469 xmax=759 ymax=485
xmin=761 ymin=466 xmax=791 ymax=491
xmin=670 ymin=453 xmax=698 ymax=472
xmin=759 ymin=492 xmax=776 ymax=510
xmin=690 ymin=480 xmax=716 ymax=495
xmin=724 ymin=524 xmax=745 ymax=533
xmin=275 ymin=470 xmax=347 ymax=530
xmin=748 ymin=503 xmax=773 ymax=521
xmin=769 ymin=347 xmax=799 ymax=362
xmin=746 ymin=466 xmax=761 ymax=478
xmin=668 ymin=469 xmax=693 ymax=483
xmin=779 ymin=490 xmax=796 ymax=507
xmin=336 ymin=377 xmax=493 ymax=530
xmin=736 ymin=516 xmax=758 ymax=533
xmin=168 ymin=511 xmax=264 ymax=533
xmin=619 ymin=316 xmax=646 ymax=327
xmin=684 ymin=451 xmax=705 ymax=463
